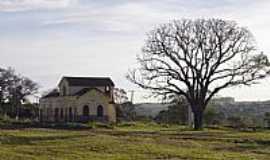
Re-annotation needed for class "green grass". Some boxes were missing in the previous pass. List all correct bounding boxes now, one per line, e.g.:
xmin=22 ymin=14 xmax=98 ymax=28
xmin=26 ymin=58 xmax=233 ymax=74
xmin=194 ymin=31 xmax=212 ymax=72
xmin=0 ymin=122 xmax=269 ymax=160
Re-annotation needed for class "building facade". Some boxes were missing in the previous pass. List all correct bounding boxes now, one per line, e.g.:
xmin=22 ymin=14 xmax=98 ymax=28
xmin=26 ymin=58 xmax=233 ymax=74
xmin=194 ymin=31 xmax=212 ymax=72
xmin=39 ymin=77 xmax=116 ymax=123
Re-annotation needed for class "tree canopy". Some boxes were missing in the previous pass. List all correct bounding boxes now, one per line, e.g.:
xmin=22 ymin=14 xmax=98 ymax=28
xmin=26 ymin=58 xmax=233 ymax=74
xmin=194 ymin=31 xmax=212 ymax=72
xmin=0 ymin=67 xmax=38 ymax=118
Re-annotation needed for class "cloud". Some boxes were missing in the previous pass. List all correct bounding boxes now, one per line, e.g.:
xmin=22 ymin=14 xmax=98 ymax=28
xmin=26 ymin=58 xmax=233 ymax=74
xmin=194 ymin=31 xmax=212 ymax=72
xmin=0 ymin=0 xmax=78 ymax=12
xmin=40 ymin=0 xmax=270 ymax=36
xmin=40 ymin=2 xmax=183 ymax=34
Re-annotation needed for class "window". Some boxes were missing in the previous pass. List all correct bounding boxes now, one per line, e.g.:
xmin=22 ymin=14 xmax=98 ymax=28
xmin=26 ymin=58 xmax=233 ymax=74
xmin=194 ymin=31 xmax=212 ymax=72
xmin=105 ymin=86 xmax=110 ymax=92
xmin=47 ymin=108 xmax=50 ymax=120
xmin=74 ymin=108 xmax=77 ymax=121
xmin=97 ymin=105 xmax=103 ymax=117
xmin=60 ymin=108 xmax=64 ymax=119
xmin=64 ymin=108 xmax=68 ymax=121
xmin=69 ymin=107 xmax=73 ymax=121
xmin=54 ymin=108 xmax=59 ymax=122
xmin=83 ymin=105 xmax=89 ymax=116
xmin=40 ymin=109 xmax=43 ymax=122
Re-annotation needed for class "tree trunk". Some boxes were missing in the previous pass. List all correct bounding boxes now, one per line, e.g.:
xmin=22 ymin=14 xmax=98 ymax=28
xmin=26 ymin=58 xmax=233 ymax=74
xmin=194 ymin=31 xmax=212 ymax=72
xmin=193 ymin=110 xmax=203 ymax=130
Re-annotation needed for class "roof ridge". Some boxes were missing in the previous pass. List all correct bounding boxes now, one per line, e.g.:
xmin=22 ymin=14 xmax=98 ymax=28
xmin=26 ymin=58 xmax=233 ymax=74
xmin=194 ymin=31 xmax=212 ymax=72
xmin=63 ymin=76 xmax=111 ymax=79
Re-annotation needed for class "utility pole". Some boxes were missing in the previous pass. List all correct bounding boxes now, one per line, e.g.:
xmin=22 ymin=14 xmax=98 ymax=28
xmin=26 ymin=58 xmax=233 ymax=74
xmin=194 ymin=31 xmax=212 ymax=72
xmin=130 ymin=90 xmax=134 ymax=103
xmin=128 ymin=90 xmax=135 ymax=103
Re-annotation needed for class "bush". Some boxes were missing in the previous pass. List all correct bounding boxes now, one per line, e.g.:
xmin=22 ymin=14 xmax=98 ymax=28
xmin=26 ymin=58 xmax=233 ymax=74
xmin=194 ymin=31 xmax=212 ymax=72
xmin=0 ymin=114 xmax=12 ymax=123
xmin=155 ymin=98 xmax=189 ymax=125
xmin=0 ymin=115 xmax=40 ymax=129
xmin=264 ymin=112 xmax=270 ymax=128
xmin=226 ymin=116 xmax=257 ymax=131
xmin=48 ymin=123 xmax=90 ymax=129
xmin=204 ymin=107 xmax=217 ymax=125
xmin=87 ymin=122 xmax=114 ymax=129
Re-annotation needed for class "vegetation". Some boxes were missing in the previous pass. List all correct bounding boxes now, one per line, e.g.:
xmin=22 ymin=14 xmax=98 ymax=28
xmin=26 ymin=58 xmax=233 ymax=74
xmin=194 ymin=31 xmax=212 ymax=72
xmin=127 ymin=18 xmax=270 ymax=130
xmin=0 ymin=67 xmax=39 ymax=119
xmin=155 ymin=96 xmax=189 ymax=124
xmin=203 ymin=104 xmax=225 ymax=126
xmin=264 ymin=112 xmax=270 ymax=128
xmin=115 ymin=102 xmax=137 ymax=122
xmin=0 ymin=122 xmax=269 ymax=160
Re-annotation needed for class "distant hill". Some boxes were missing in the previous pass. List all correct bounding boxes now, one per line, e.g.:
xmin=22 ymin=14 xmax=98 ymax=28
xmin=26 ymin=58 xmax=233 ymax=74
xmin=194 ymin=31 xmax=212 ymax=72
xmin=133 ymin=98 xmax=270 ymax=123
xmin=134 ymin=103 xmax=169 ymax=117
xmin=212 ymin=98 xmax=270 ymax=120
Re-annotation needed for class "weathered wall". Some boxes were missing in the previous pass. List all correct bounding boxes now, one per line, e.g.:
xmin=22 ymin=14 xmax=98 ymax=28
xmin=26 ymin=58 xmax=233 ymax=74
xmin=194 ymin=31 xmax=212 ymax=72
xmin=39 ymin=89 xmax=116 ymax=123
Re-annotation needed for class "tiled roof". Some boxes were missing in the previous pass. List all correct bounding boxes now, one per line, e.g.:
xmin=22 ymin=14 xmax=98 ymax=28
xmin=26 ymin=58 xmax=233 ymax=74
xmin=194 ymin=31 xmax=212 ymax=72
xmin=42 ymin=89 xmax=59 ymax=98
xmin=63 ymin=77 xmax=114 ymax=87
xmin=72 ymin=88 xmax=104 ymax=96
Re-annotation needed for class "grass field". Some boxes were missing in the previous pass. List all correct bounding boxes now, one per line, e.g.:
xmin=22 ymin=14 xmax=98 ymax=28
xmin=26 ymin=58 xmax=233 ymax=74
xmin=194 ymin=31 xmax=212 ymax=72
xmin=0 ymin=122 xmax=269 ymax=160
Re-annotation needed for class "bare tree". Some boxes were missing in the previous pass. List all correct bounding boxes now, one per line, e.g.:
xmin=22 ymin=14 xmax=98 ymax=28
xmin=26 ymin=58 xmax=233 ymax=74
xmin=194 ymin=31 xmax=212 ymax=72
xmin=127 ymin=19 xmax=270 ymax=130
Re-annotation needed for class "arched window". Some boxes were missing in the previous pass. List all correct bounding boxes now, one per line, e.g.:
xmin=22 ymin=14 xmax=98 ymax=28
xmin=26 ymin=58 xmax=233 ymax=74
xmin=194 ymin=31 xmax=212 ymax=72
xmin=83 ymin=105 xmax=89 ymax=116
xmin=69 ymin=107 xmax=73 ymax=121
xmin=54 ymin=108 xmax=59 ymax=122
xmin=97 ymin=105 xmax=103 ymax=117
xmin=40 ymin=109 xmax=43 ymax=122
xmin=105 ymin=86 xmax=110 ymax=92
xmin=64 ymin=108 xmax=68 ymax=122
xmin=74 ymin=108 xmax=77 ymax=121
xmin=60 ymin=108 xmax=64 ymax=119
xmin=46 ymin=108 xmax=50 ymax=120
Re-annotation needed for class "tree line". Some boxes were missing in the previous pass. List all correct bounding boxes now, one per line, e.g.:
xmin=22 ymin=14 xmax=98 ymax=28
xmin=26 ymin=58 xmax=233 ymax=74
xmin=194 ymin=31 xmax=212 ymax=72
xmin=114 ymin=91 xmax=270 ymax=130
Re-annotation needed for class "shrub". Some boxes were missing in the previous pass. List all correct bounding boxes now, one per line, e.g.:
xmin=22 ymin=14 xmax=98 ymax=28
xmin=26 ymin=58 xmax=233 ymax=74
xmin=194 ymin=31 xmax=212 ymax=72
xmin=87 ymin=122 xmax=114 ymax=129
xmin=204 ymin=107 xmax=217 ymax=125
xmin=226 ymin=116 xmax=257 ymax=131
xmin=45 ymin=123 xmax=89 ymax=129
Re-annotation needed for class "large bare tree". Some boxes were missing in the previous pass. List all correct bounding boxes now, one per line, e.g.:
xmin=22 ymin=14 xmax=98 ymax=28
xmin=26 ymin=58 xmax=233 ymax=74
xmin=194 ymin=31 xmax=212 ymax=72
xmin=127 ymin=19 xmax=270 ymax=130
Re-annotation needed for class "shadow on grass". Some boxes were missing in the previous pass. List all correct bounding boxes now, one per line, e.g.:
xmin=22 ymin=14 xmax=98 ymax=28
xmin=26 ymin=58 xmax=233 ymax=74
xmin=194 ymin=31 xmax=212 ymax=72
xmin=0 ymin=134 xmax=89 ymax=145
xmin=0 ymin=122 xmax=93 ymax=130
xmin=210 ymin=136 xmax=270 ymax=155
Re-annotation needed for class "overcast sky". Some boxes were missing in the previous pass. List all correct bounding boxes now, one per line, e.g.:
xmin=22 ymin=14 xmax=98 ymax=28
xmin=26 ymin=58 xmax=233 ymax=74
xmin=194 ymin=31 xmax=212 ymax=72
xmin=1 ymin=0 xmax=270 ymax=102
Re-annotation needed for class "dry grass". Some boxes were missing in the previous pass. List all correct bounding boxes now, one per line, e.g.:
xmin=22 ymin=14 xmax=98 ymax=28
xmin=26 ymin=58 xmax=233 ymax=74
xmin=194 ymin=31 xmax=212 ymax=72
xmin=0 ymin=122 xmax=269 ymax=160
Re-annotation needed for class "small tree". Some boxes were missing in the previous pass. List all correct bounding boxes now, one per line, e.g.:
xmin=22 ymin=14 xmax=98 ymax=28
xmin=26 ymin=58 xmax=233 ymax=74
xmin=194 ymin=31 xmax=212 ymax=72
xmin=127 ymin=18 xmax=270 ymax=130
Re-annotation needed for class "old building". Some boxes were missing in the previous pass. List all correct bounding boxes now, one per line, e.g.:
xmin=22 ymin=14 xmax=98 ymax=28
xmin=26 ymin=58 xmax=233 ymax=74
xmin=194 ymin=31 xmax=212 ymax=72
xmin=39 ymin=76 xmax=116 ymax=123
